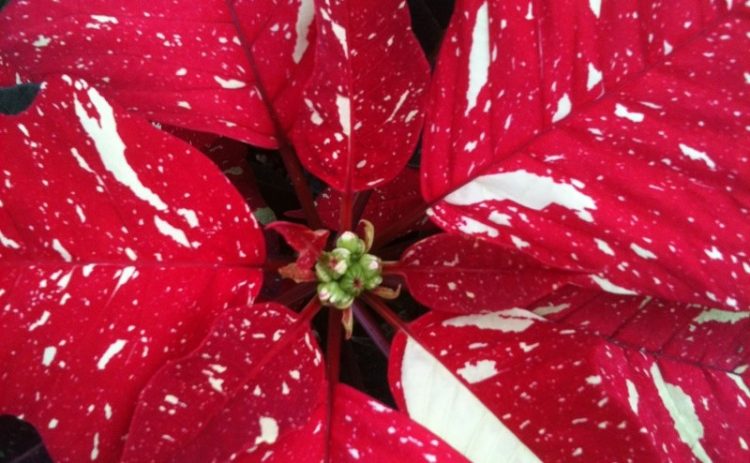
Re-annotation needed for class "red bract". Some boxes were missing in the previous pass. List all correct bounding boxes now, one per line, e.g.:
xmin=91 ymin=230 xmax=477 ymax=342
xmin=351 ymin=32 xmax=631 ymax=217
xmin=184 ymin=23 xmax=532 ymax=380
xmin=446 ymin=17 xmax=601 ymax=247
xmin=3 ymin=0 xmax=750 ymax=461
xmin=316 ymin=167 xmax=431 ymax=235
xmin=421 ymin=0 xmax=750 ymax=310
xmin=0 ymin=0 xmax=315 ymax=147
xmin=291 ymin=0 xmax=430 ymax=192
xmin=394 ymin=234 xmax=573 ymax=313
xmin=0 ymin=76 xmax=264 ymax=461
xmin=266 ymin=221 xmax=330 ymax=282
xmin=0 ymin=76 xmax=465 ymax=462
xmin=122 ymin=302 xmax=326 ymax=461
xmin=389 ymin=291 xmax=750 ymax=462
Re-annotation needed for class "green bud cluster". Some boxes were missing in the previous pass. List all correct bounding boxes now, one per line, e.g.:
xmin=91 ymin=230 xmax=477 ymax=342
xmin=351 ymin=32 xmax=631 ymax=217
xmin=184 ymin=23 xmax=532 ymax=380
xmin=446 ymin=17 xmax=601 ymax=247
xmin=316 ymin=231 xmax=383 ymax=309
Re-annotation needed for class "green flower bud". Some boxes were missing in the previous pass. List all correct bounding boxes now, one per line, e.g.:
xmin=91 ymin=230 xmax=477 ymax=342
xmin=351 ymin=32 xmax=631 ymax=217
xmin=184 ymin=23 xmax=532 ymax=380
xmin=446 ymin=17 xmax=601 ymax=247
xmin=315 ymin=228 xmax=383 ymax=310
xmin=364 ymin=273 xmax=383 ymax=291
xmin=339 ymin=263 xmax=366 ymax=295
xmin=317 ymin=281 xmax=344 ymax=304
xmin=336 ymin=231 xmax=366 ymax=256
xmin=317 ymin=248 xmax=351 ymax=280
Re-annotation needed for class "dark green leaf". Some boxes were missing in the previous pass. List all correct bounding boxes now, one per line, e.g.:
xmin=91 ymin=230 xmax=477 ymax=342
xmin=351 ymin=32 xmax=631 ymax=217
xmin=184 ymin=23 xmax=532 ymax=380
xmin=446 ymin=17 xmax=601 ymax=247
xmin=0 ymin=84 xmax=39 ymax=115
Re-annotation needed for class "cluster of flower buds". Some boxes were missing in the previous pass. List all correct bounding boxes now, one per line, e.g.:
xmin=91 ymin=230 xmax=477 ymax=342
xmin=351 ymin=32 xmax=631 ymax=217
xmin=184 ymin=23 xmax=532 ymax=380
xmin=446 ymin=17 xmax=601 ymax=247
xmin=316 ymin=230 xmax=383 ymax=309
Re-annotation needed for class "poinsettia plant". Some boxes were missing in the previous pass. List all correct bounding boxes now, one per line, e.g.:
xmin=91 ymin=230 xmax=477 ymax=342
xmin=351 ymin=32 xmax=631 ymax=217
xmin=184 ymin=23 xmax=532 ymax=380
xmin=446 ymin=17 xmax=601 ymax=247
xmin=1 ymin=0 xmax=750 ymax=462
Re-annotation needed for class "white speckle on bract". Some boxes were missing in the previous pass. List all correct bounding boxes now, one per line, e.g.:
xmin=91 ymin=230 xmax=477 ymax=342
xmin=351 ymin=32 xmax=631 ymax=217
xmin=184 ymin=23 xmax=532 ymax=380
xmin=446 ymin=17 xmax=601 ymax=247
xmin=405 ymin=109 xmax=419 ymax=123
xmin=48 ymin=418 xmax=59 ymax=429
xmin=663 ymin=40 xmax=674 ymax=55
xmin=465 ymin=2 xmax=489 ymax=115
xmin=254 ymin=417 xmax=279 ymax=446
xmin=175 ymin=68 xmax=187 ymax=77
xmin=97 ymin=339 xmax=127 ymax=370
xmin=18 ymin=123 xmax=30 ymax=137
xmin=727 ymin=373 xmax=750 ymax=406
xmin=104 ymin=403 xmax=113 ymax=420
xmin=679 ymin=144 xmax=716 ymax=169
xmin=293 ymin=0 xmax=315 ymax=63
xmin=457 ymin=216 xmax=498 ymax=238
xmin=124 ymin=248 xmax=137 ymax=261
xmin=154 ymin=216 xmax=191 ymax=248
xmin=589 ymin=0 xmax=601 ymax=17
xmin=626 ymin=379 xmax=639 ymax=413
xmin=533 ymin=303 xmax=570 ymax=316
xmin=113 ymin=266 xmax=136 ymax=294
xmin=52 ymin=239 xmax=72 ymax=262
xmin=349 ymin=448 xmax=360 ymax=459
xmin=90 ymin=15 xmax=118 ymax=24
xmin=74 ymin=83 xmax=170 ymax=211
xmin=519 ymin=342 xmax=539 ymax=352
xmin=693 ymin=309 xmax=750 ymax=324
xmin=177 ymin=101 xmax=191 ymax=109
xmin=336 ymin=94 xmax=351 ymax=137
xmin=464 ymin=140 xmax=478 ymax=152
xmin=0 ymin=229 xmax=21 ymax=249
xmin=69 ymin=148 xmax=97 ymax=178
xmin=650 ymin=363 xmax=711 ymax=463
xmin=401 ymin=338 xmax=541 ymax=463
xmin=75 ymin=205 xmax=86 ymax=223
xmin=590 ymin=275 xmax=637 ymax=295
xmin=305 ymin=98 xmax=323 ymax=125
xmin=164 ymin=394 xmax=179 ymax=405
xmin=445 ymin=170 xmax=597 ymax=223
xmin=587 ymin=63 xmax=603 ymax=90
xmin=42 ymin=346 xmax=57 ymax=367
xmin=510 ymin=235 xmax=530 ymax=249
xmin=457 ymin=359 xmax=498 ymax=384
xmin=176 ymin=208 xmax=199 ymax=228
xmin=83 ymin=264 xmax=96 ymax=277
xmin=208 ymin=376 xmax=224 ymax=393
xmin=91 ymin=433 xmax=100 ymax=461
xmin=594 ymin=238 xmax=615 ymax=256
xmin=213 ymin=76 xmax=246 ymax=89
xmin=704 ymin=246 xmax=723 ymax=260
xmin=29 ymin=310 xmax=51 ymax=331
xmin=386 ymin=90 xmax=410 ymax=123
xmin=488 ymin=211 xmax=511 ymax=226
xmin=443 ymin=309 xmax=543 ymax=333
xmin=552 ymin=93 xmax=572 ymax=123
xmin=630 ymin=243 xmax=656 ymax=260
xmin=32 ymin=35 xmax=52 ymax=47
xmin=585 ymin=375 xmax=602 ymax=385
xmin=57 ymin=270 xmax=73 ymax=290
xmin=320 ymin=8 xmax=348 ymax=57
xmin=614 ymin=103 xmax=644 ymax=123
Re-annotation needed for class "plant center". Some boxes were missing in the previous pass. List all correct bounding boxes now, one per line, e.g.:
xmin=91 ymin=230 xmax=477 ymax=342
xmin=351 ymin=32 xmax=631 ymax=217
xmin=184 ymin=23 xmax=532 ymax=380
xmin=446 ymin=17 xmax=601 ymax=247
xmin=315 ymin=231 xmax=383 ymax=309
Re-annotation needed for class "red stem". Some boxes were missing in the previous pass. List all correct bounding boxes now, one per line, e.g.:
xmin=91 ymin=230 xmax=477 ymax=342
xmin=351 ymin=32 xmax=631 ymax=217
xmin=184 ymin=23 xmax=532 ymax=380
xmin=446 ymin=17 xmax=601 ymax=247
xmin=224 ymin=0 xmax=323 ymax=229
xmin=352 ymin=302 xmax=390 ymax=358
xmin=278 ymin=144 xmax=324 ymax=229
xmin=324 ymin=308 xmax=342 ymax=463
xmin=352 ymin=190 xmax=373 ymax=225
xmin=272 ymin=282 xmax=316 ymax=309
xmin=339 ymin=190 xmax=354 ymax=232
xmin=381 ymin=261 xmax=406 ymax=276
xmin=361 ymin=294 xmax=416 ymax=339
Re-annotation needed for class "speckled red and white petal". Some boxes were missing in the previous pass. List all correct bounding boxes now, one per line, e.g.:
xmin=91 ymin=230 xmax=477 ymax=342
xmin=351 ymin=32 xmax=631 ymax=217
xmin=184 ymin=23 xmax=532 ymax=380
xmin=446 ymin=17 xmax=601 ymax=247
xmin=422 ymin=0 xmax=750 ymax=310
xmin=389 ymin=301 xmax=750 ymax=462
xmin=291 ymin=0 xmax=430 ymax=192
xmin=0 ymin=75 xmax=264 ymax=462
